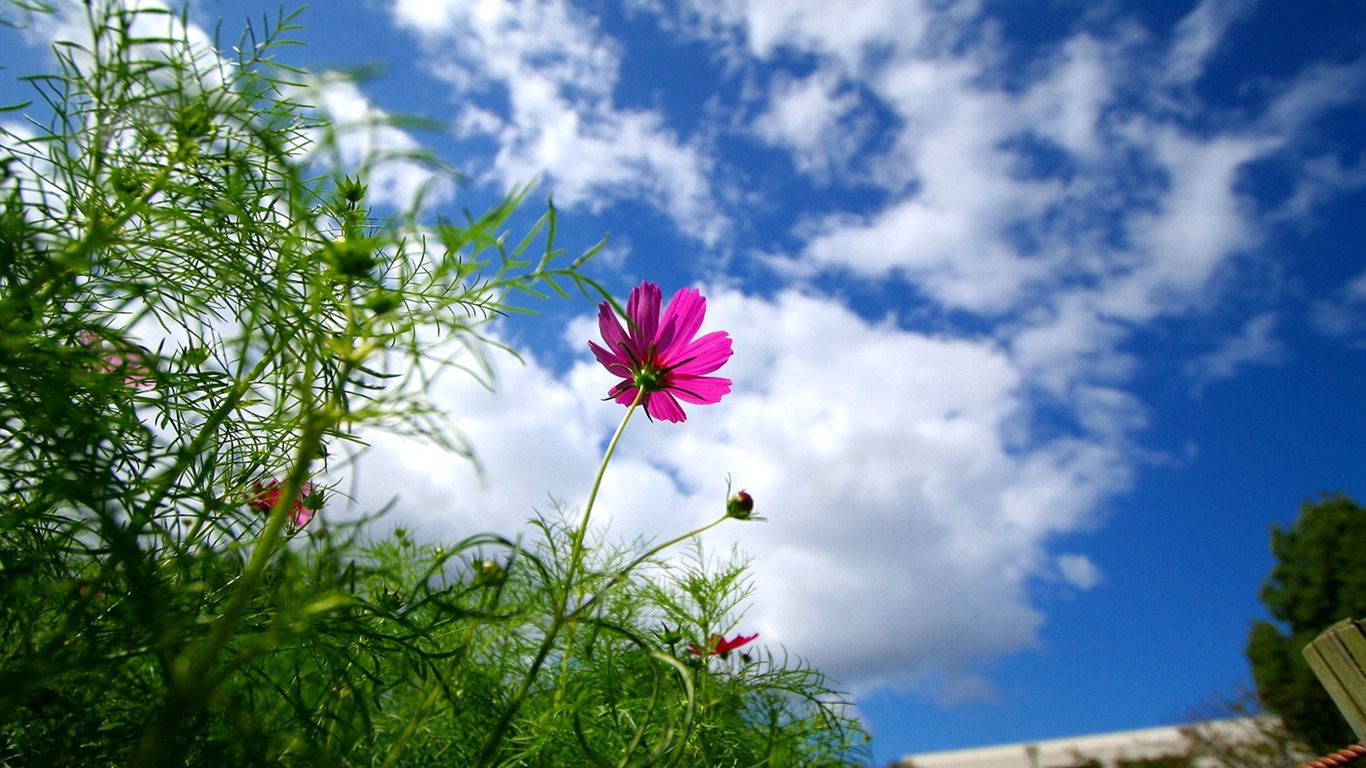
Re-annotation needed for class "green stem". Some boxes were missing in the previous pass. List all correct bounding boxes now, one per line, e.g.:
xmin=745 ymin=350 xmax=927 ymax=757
xmin=561 ymin=389 xmax=644 ymax=616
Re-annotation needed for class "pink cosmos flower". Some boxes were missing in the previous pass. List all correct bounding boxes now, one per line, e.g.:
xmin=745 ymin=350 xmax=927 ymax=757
xmin=248 ymin=479 xmax=317 ymax=529
xmin=687 ymin=632 xmax=758 ymax=657
xmin=588 ymin=281 xmax=733 ymax=423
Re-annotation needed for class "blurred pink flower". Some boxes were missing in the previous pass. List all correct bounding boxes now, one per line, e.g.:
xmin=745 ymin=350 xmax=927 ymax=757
xmin=588 ymin=281 xmax=732 ymax=423
xmin=77 ymin=330 xmax=154 ymax=388
xmin=687 ymin=632 xmax=758 ymax=657
xmin=248 ymin=479 xmax=317 ymax=529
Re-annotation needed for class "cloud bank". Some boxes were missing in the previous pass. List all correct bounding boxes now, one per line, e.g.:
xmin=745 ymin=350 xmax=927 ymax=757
xmin=345 ymin=0 xmax=1364 ymax=699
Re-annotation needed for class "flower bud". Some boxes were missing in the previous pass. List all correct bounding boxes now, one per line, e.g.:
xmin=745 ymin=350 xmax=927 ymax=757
xmin=338 ymin=175 xmax=367 ymax=204
xmin=180 ymin=345 xmax=210 ymax=367
xmin=726 ymin=490 xmax=754 ymax=520
xmin=474 ymin=559 xmax=504 ymax=587
xmin=365 ymin=288 xmax=401 ymax=315
xmin=324 ymin=237 xmax=377 ymax=279
xmin=379 ymin=586 xmax=403 ymax=611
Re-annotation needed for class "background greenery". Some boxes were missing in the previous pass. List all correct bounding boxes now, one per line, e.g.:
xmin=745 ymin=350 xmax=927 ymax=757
xmin=1246 ymin=493 xmax=1366 ymax=756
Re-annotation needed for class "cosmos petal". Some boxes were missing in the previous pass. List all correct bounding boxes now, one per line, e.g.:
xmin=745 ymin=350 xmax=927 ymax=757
xmin=715 ymin=633 xmax=758 ymax=653
xmin=588 ymin=340 xmax=625 ymax=370
xmin=596 ymin=302 xmax=630 ymax=357
xmin=644 ymin=391 xmax=687 ymax=423
xmin=687 ymin=632 xmax=757 ymax=656
xmin=669 ymin=375 xmax=731 ymax=404
xmin=625 ymin=281 xmax=661 ymax=349
xmin=610 ymin=386 xmax=638 ymax=407
xmin=672 ymin=331 xmax=732 ymax=376
xmin=657 ymin=287 xmax=705 ymax=355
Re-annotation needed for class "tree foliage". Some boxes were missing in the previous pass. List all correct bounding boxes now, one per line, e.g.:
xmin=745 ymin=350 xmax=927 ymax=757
xmin=1246 ymin=493 xmax=1366 ymax=754
xmin=1177 ymin=688 xmax=1310 ymax=768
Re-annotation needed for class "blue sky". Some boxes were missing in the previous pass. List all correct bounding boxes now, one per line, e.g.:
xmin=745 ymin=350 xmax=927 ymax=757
xmin=3 ymin=0 xmax=1365 ymax=762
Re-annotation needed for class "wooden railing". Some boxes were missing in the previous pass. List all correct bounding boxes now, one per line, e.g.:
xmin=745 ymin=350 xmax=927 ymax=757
xmin=1304 ymin=618 xmax=1366 ymax=742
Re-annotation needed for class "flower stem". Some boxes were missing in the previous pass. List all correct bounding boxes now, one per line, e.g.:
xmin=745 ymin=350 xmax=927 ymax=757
xmin=472 ymin=390 xmax=643 ymax=767
xmin=562 ymin=388 xmax=644 ymax=614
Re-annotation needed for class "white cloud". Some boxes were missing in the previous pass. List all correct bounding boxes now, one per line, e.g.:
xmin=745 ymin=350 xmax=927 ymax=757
xmin=1020 ymin=33 xmax=1115 ymax=160
xmin=1312 ymin=270 xmax=1366 ymax=344
xmin=1007 ymin=294 xmax=1136 ymax=399
xmin=1164 ymin=0 xmax=1258 ymax=86
xmin=752 ymin=68 xmax=866 ymax=180
xmin=1262 ymin=62 xmax=1366 ymax=137
xmin=706 ymin=1 xmax=1281 ymax=331
xmin=1055 ymin=553 xmax=1103 ymax=590
xmin=388 ymin=0 xmax=724 ymax=244
xmin=776 ymin=27 xmax=1290 ymax=328
xmin=1184 ymin=312 xmax=1284 ymax=393
xmin=1102 ymin=129 xmax=1276 ymax=322
xmin=753 ymin=0 xmax=908 ymax=66
xmin=345 ymin=348 xmax=610 ymax=540
xmin=304 ymin=76 xmax=457 ymax=212
xmin=795 ymin=192 xmax=1053 ymax=315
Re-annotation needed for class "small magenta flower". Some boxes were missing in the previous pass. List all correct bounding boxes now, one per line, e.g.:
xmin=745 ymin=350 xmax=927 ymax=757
xmin=248 ymin=479 xmax=318 ymax=530
xmin=589 ymin=281 xmax=733 ymax=423
xmin=687 ymin=632 xmax=758 ymax=657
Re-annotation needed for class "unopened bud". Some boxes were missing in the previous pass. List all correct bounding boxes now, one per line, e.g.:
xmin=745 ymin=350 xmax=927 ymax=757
xmin=379 ymin=586 xmax=403 ymax=611
xmin=475 ymin=559 xmax=504 ymax=586
xmin=180 ymin=345 xmax=210 ymax=367
xmin=325 ymin=237 xmax=377 ymax=279
xmin=365 ymin=289 xmax=401 ymax=315
xmin=726 ymin=490 xmax=755 ymax=520
xmin=339 ymin=175 xmax=367 ymax=204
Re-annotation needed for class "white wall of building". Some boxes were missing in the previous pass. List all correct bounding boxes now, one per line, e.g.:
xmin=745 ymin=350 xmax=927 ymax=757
xmin=899 ymin=718 xmax=1270 ymax=768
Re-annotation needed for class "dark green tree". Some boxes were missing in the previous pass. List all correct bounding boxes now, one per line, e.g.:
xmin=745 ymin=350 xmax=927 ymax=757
xmin=1246 ymin=493 xmax=1366 ymax=755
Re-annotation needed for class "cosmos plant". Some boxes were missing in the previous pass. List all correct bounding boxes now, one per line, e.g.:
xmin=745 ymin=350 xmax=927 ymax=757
xmin=0 ymin=4 xmax=867 ymax=767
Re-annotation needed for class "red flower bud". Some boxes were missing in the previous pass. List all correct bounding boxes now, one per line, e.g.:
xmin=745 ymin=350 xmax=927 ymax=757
xmin=726 ymin=490 xmax=754 ymax=520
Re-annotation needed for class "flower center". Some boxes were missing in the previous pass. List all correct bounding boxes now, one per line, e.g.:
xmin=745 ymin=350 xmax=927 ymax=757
xmin=631 ymin=356 xmax=667 ymax=392
xmin=617 ymin=341 xmax=669 ymax=393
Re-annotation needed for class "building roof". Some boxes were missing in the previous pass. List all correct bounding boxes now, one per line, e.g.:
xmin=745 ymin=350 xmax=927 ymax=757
xmin=898 ymin=720 xmax=1366 ymax=768
xmin=899 ymin=720 xmax=1251 ymax=768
